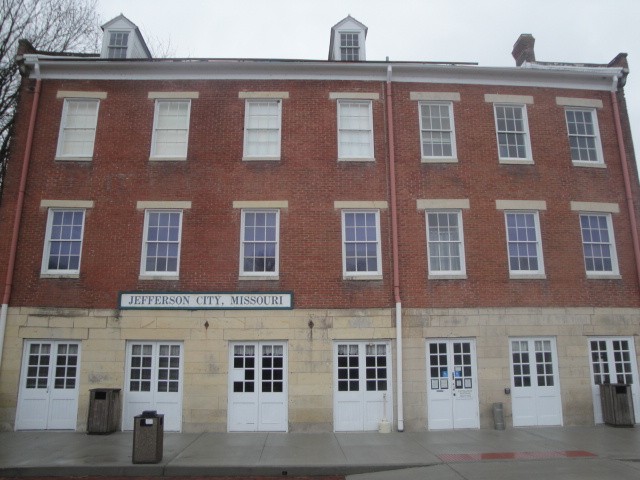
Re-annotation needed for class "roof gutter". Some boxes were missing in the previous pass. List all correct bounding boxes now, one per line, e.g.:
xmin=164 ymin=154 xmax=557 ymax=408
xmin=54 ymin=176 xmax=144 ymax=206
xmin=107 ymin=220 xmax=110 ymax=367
xmin=0 ymin=63 xmax=42 ymax=368
xmin=22 ymin=55 xmax=621 ymax=91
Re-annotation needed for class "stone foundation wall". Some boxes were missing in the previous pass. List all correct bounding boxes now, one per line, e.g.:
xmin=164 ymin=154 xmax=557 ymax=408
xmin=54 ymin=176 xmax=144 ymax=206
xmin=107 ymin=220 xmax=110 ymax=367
xmin=0 ymin=306 xmax=395 ymax=432
xmin=1 ymin=306 xmax=638 ymax=432
xmin=403 ymin=307 xmax=640 ymax=430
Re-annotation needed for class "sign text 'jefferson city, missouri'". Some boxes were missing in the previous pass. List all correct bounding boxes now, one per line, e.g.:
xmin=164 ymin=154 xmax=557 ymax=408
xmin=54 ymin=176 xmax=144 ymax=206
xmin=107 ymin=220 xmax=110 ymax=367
xmin=119 ymin=292 xmax=293 ymax=310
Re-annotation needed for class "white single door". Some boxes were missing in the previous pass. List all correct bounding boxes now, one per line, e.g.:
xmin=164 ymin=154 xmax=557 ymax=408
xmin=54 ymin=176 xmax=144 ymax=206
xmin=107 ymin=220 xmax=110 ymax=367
xmin=15 ymin=340 xmax=81 ymax=430
xmin=123 ymin=341 xmax=183 ymax=432
xmin=426 ymin=339 xmax=479 ymax=430
xmin=589 ymin=337 xmax=640 ymax=424
xmin=510 ymin=338 xmax=562 ymax=427
xmin=228 ymin=342 xmax=288 ymax=432
xmin=334 ymin=341 xmax=393 ymax=431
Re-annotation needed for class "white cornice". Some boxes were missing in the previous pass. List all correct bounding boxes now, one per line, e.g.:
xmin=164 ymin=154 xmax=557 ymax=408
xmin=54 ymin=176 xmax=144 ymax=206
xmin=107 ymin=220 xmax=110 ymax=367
xmin=23 ymin=56 xmax=623 ymax=92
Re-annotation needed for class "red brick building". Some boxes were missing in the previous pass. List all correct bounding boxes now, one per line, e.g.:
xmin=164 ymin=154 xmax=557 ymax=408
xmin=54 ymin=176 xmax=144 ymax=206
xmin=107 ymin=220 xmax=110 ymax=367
xmin=0 ymin=15 xmax=638 ymax=432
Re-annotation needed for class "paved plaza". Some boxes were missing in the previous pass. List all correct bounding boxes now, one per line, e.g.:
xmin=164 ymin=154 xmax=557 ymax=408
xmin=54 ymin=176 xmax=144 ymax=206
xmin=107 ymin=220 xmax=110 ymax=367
xmin=1 ymin=426 xmax=640 ymax=479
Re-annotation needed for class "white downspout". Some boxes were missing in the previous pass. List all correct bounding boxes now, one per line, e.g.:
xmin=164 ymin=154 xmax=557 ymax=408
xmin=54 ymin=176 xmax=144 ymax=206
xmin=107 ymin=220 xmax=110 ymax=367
xmin=386 ymin=64 xmax=404 ymax=431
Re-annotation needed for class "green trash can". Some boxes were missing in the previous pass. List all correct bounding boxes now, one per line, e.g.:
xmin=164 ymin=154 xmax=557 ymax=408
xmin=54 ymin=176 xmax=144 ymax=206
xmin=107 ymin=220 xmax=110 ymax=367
xmin=132 ymin=410 xmax=164 ymax=463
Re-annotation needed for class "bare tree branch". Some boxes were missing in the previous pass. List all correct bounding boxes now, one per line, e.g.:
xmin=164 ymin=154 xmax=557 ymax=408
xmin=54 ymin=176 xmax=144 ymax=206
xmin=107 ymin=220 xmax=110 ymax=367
xmin=0 ymin=0 xmax=100 ymax=202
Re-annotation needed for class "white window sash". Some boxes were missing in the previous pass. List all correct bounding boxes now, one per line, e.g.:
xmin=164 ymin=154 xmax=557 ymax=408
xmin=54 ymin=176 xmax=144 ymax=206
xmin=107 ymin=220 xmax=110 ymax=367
xmin=150 ymin=100 xmax=191 ymax=159
xmin=341 ymin=209 xmax=382 ymax=277
xmin=239 ymin=209 xmax=280 ymax=277
xmin=504 ymin=211 xmax=545 ymax=275
xmin=56 ymin=99 xmax=100 ymax=159
xmin=41 ymin=208 xmax=86 ymax=275
xmin=579 ymin=213 xmax=619 ymax=276
xmin=140 ymin=210 xmax=183 ymax=277
xmin=426 ymin=210 xmax=465 ymax=276
xmin=419 ymin=101 xmax=456 ymax=159
xmin=337 ymin=100 xmax=374 ymax=160
xmin=243 ymin=99 xmax=282 ymax=159
xmin=107 ymin=31 xmax=129 ymax=59
xmin=340 ymin=32 xmax=360 ymax=61
xmin=493 ymin=104 xmax=532 ymax=161
xmin=565 ymin=108 xmax=604 ymax=164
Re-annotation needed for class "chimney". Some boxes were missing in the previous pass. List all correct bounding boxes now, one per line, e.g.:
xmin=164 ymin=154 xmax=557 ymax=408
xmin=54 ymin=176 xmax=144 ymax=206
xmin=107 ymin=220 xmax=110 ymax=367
xmin=512 ymin=34 xmax=535 ymax=66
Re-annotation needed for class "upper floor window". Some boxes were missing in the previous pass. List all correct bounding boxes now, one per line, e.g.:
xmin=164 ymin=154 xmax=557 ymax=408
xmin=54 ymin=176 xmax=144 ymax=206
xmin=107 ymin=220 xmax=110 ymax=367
xmin=565 ymin=108 xmax=603 ymax=165
xmin=579 ymin=213 xmax=619 ymax=276
xmin=337 ymin=100 xmax=374 ymax=160
xmin=426 ymin=210 xmax=466 ymax=277
xmin=493 ymin=104 xmax=532 ymax=162
xmin=340 ymin=32 xmax=359 ymax=61
xmin=41 ymin=209 xmax=86 ymax=275
xmin=341 ymin=210 xmax=381 ymax=278
xmin=56 ymin=99 xmax=100 ymax=160
xmin=150 ymin=100 xmax=191 ymax=160
xmin=141 ymin=210 xmax=183 ymax=277
xmin=420 ymin=102 xmax=456 ymax=160
xmin=504 ymin=211 xmax=544 ymax=276
xmin=243 ymin=100 xmax=282 ymax=160
xmin=108 ymin=31 xmax=129 ymax=58
xmin=240 ymin=210 xmax=280 ymax=277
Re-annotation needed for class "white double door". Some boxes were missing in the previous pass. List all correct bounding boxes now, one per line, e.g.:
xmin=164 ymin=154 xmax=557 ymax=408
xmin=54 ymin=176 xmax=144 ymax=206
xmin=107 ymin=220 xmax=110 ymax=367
xmin=510 ymin=337 xmax=562 ymax=426
xmin=426 ymin=339 xmax=479 ymax=430
xmin=333 ymin=341 xmax=393 ymax=431
xmin=123 ymin=341 xmax=183 ymax=431
xmin=228 ymin=341 xmax=288 ymax=431
xmin=589 ymin=337 xmax=640 ymax=424
xmin=15 ymin=340 xmax=81 ymax=430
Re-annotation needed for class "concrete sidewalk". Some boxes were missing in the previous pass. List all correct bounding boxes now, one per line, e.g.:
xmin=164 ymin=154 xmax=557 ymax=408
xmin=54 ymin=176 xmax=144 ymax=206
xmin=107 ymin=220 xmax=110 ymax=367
xmin=0 ymin=427 xmax=639 ymax=479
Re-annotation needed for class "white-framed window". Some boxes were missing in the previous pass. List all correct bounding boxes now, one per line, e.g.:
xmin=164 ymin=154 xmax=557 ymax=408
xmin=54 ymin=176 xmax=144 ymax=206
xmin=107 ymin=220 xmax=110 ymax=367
xmin=579 ymin=213 xmax=619 ymax=276
xmin=565 ymin=108 xmax=604 ymax=165
xmin=243 ymin=99 xmax=282 ymax=160
xmin=426 ymin=210 xmax=466 ymax=277
xmin=150 ymin=100 xmax=191 ymax=160
xmin=107 ymin=31 xmax=129 ymax=58
xmin=41 ymin=209 xmax=86 ymax=275
xmin=337 ymin=100 xmax=374 ymax=160
xmin=504 ymin=211 xmax=545 ymax=276
xmin=419 ymin=102 xmax=456 ymax=160
xmin=55 ymin=99 xmax=100 ymax=159
xmin=240 ymin=209 xmax=280 ymax=277
xmin=493 ymin=104 xmax=532 ymax=161
xmin=140 ymin=210 xmax=183 ymax=277
xmin=341 ymin=210 xmax=382 ymax=278
xmin=340 ymin=32 xmax=360 ymax=61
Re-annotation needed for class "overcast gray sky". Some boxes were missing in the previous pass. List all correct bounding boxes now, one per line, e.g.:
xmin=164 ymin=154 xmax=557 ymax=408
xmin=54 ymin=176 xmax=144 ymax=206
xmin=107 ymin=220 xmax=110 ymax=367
xmin=97 ymin=0 xmax=640 ymax=162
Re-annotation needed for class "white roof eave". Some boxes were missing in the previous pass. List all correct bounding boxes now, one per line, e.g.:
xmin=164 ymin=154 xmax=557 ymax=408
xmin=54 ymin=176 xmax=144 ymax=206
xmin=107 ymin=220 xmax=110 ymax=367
xmin=23 ymin=55 xmax=623 ymax=91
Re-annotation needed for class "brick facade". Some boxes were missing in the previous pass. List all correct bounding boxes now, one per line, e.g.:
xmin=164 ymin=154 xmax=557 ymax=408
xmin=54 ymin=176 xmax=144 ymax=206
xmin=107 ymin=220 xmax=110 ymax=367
xmin=0 ymin=17 xmax=639 ymax=433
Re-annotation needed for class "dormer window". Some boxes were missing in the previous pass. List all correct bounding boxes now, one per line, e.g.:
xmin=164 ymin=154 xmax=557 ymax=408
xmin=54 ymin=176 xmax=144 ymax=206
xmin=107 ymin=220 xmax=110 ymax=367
xmin=340 ymin=32 xmax=359 ymax=61
xmin=100 ymin=15 xmax=152 ymax=59
xmin=329 ymin=16 xmax=367 ymax=61
xmin=108 ymin=31 xmax=129 ymax=58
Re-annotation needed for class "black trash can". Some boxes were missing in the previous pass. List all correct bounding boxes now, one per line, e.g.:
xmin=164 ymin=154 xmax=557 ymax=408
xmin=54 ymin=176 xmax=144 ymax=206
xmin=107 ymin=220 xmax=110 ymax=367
xmin=87 ymin=388 xmax=121 ymax=434
xmin=132 ymin=410 xmax=164 ymax=463
xmin=600 ymin=383 xmax=635 ymax=427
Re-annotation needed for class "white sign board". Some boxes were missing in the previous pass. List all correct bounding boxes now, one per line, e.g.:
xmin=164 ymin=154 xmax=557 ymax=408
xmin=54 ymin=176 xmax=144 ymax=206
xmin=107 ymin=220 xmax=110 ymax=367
xmin=119 ymin=292 xmax=293 ymax=310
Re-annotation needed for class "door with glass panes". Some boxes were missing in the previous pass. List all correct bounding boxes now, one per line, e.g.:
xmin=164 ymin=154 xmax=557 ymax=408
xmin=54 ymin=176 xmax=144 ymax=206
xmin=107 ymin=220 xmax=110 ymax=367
xmin=333 ymin=341 xmax=393 ymax=431
xmin=426 ymin=339 xmax=479 ymax=430
xmin=15 ymin=340 xmax=81 ymax=430
xmin=123 ymin=341 xmax=183 ymax=431
xmin=510 ymin=338 xmax=562 ymax=426
xmin=228 ymin=342 xmax=288 ymax=431
xmin=589 ymin=337 xmax=640 ymax=424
